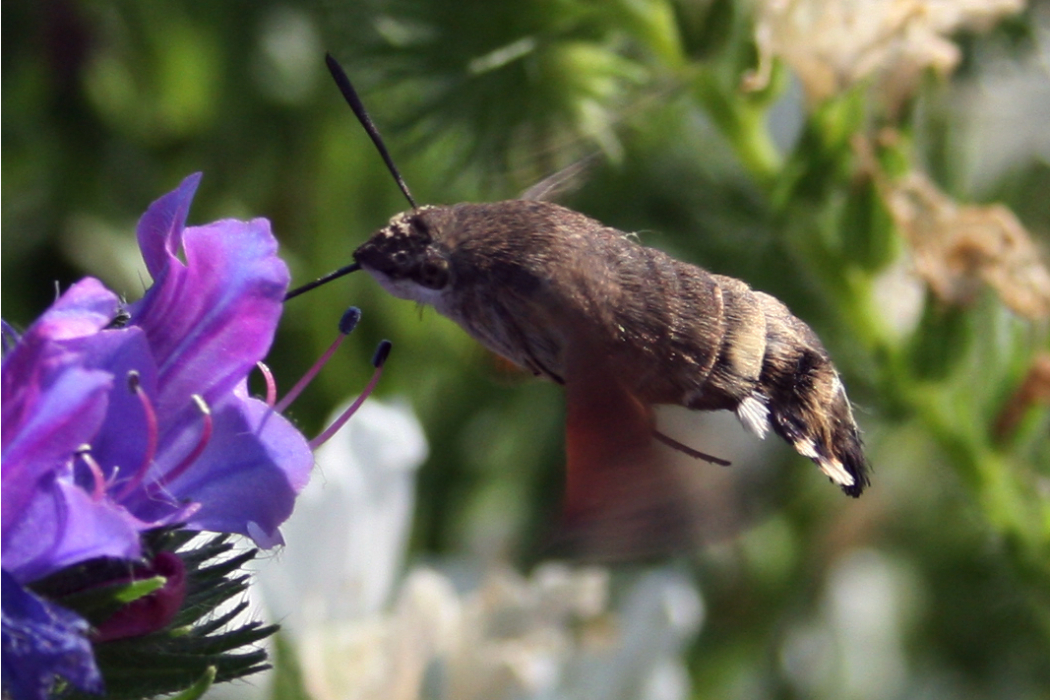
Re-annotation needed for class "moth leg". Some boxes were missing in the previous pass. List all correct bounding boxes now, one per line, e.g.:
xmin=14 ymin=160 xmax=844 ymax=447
xmin=651 ymin=430 xmax=731 ymax=466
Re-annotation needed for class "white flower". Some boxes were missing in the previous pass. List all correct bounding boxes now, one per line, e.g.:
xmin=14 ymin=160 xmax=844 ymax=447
xmin=292 ymin=563 xmax=703 ymax=700
xmin=257 ymin=397 xmax=428 ymax=632
xmin=746 ymin=0 xmax=1026 ymax=108
xmin=239 ymin=396 xmax=705 ymax=700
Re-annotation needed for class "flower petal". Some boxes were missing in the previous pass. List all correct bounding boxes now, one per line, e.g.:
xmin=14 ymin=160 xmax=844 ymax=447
xmin=74 ymin=327 xmax=161 ymax=494
xmin=130 ymin=216 xmax=289 ymax=421
xmin=1 ymin=275 xmax=123 ymax=535
xmin=128 ymin=381 xmax=312 ymax=546
xmin=2 ymin=278 xmax=121 ymax=361
xmin=2 ymin=278 xmax=122 ymax=508
xmin=2 ymin=475 xmax=143 ymax=584
xmin=1 ymin=569 xmax=103 ymax=700
xmin=135 ymin=173 xmax=202 ymax=280
xmin=0 ymin=365 xmax=111 ymax=535
xmin=2 ymin=278 xmax=122 ymax=476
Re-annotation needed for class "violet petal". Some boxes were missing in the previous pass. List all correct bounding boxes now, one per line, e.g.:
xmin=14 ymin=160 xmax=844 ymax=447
xmin=135 ymin=173 xmax=201 ymax=280
xmin=72 ymin=327 xmax=160 ymax=493
xmin=1 ymin=278 xmax=123 ymax=532
xmin=1 ymin=569 xmax=103 ymax=700
xmin=0 ymin=366 xmax=111 ymax=536
xmin=2 ymin=475 xmax=143 ymax=585
xmin=130 ymin=216 xmax=289 ymax=421
xmin=128 ymin=381 xmax=312 ymax=546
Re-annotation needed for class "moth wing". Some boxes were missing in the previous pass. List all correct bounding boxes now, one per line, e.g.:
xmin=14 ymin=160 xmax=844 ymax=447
xmin=553 ymin=337 xmax=742 ymax=559
xmin=519 ymin=153 xmax=601 ymax=203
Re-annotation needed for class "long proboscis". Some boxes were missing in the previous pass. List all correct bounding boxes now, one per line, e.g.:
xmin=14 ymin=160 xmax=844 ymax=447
xmin=285 ymin=262 xmax=361 ymax=301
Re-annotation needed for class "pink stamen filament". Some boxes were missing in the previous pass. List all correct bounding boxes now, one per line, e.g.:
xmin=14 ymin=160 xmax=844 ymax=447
xmin=117 ymin=371 xmax=159 ymax=500
xmin=256 ymin=361 xmax=277 ymax=407
xmin=309 ymin=363 xmax=384 ymax=449
xmin=75 ymin=445 xmax=107 ymax=502
xmin=105 ymin=467 xmax=122 ymax=490
xmin=148 ymin=395 xmax=212 ymax=494
xmin=274 ymin=334 xmax=348 ymax=414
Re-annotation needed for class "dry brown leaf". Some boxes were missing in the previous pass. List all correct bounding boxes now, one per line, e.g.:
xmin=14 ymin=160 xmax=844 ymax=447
xmin=994 ymin=353 xmax=1050 ymax=441
xmin=883 ymin=172 xmax=1050 ymax=319
xmin=854 ymin=134 xmax=1050 ymax=319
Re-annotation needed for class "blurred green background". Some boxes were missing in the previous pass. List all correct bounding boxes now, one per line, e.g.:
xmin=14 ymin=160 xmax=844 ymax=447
xmin=4 ymin=0 xmax=1049 ymax=697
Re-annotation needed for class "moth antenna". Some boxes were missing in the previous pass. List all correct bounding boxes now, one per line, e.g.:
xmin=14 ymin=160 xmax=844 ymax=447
xmin=286 ymin=55 xmax=405 ymax=301
xmin=325 ymin=52 xmax=418 ymax=209
xmin=285 ymin=262 xmax=361 ymax=301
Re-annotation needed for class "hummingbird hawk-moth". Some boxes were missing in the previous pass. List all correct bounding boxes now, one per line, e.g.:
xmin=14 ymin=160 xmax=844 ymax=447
xmin=289 ymin=55 xmax=870 ymax=554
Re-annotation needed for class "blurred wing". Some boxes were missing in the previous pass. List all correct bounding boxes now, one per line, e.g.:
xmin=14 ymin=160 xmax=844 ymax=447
xmin=553 ymin=339 xmax=728 ymax=560
xmin=519 ymin=153 xmax=601 ymax=202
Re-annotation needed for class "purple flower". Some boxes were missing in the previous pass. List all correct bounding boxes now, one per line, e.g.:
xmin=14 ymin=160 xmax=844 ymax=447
xmin=2 ymin=173 xmax=313 ymax=585
xmin=1 ymin=570 xmax=103 ymax=700
xmin=2 ymin=278 xmax=146 ymax=584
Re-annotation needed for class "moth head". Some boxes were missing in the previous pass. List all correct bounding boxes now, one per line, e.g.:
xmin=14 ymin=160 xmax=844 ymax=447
xmin=353 ymin=206 xmax=453 ymax=302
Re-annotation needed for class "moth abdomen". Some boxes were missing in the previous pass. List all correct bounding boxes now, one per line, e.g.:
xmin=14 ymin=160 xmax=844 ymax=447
xmin=747 ymin=292 xmax=869 ymax=495
xmin=653 ymin=260 xmax=869 ymax=496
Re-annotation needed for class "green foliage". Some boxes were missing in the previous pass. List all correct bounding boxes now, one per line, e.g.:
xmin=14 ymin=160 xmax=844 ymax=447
xmin=267 ymin=633 xmax=314 ymax=700
xmin=164 ymin=667 xmax=216 ymax=700
xmin=4 ymin=0 xmax=1048 ymax=697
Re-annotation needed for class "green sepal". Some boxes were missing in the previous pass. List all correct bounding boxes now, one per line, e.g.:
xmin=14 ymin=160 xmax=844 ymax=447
xmin=57 ymin=576 xmax=168 ymax=627
xmin=56 ymin=531 xmax=279 ymax=700
xmin=167 ymin=667 xmax=216 ymax=700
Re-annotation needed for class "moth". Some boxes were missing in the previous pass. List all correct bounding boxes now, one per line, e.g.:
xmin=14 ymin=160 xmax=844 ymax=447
xmin=289 ymin=55 xmax=870 ymax=555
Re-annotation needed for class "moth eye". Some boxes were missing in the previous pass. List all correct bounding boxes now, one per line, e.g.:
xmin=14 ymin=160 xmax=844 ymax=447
xmin=417 ymin=259 xmax=449 ymax=290
xmin=412 ymin=217 xmax=430 ymax=237
xmin=392 ymin=251 xmax=409 ymax=265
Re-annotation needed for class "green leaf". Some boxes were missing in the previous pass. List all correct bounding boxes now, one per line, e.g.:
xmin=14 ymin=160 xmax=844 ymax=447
xmin=908 ymin=294 xmax=973 ymax=381
xmin=839 ymin=174 xmax=897 ymax=272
